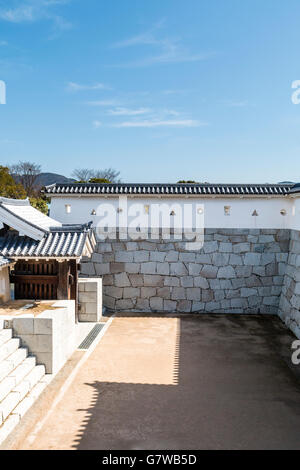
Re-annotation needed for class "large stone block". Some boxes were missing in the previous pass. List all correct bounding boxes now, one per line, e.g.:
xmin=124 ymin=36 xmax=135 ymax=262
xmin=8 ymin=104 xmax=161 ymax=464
xmin=196 ymin=254 xmax=212 ymax=264
xmin=157 ymin=287 xmax=171 ymax=299
xmin=233 ymin=243 xmax=250 ymax=254
xmin=186 ymin=288 xmax=201 ymax=301
xmin=203 ymin=241 xmax=218 ymax=253
xmin=244 ymin=253 xmax=261 ymax=266
xmin=164 ymin=276 xmax=180 ymax=287
xmin=192 ymin=301 xmax=205 ymax=312
xmin=114 ymin=272 xmax=131 ymax=287
xmin=201 ymin=265 xmax=218 ymax=279
xmin=123 ymin=287 xmax=140 ymax=299
xmin=170 ymin=262 xmax=188 ymax=276
xmin=141 ymin=262 xmax=157 ymax=275
xmin=188 ymin=264 xmax=202 ymax=276
xmin=134 ymin=251 xmax=150 ymax=262
xmin=156 ymin=262 xmax=170 ymax=275
xmin=125 ymin=263 xmax=141 ymax=274
xmin=150 ymin=297 xmax=163 ymax=311
xmin=241 ymin=288 xmax=258 ymax=297
xmin=150 ymin=252 xmax=166 ymax=262
xmin=136 ymin=299 xmax=150 ymax=310
xmin=104 ymin=286 xmax=123 ymax=299
xmin=144 ymin=275 xmax=164 ymax=287
xmin=110 ymin=262 xmax=125 ymax=274
xmin=95 ymin=263 xmax=110 ymax=275
xmin=165 ymin=251 xmax=179 ymax=262
xmin=164 ymin=300 xmax=177 ymax=311
xmin=212 ymin=253 xmax=229 ymax=267
xmin=115 ymin=299 xmax=134 ymax=310
xmin=128 ymin=274 xmax=144 ymax=287
xmin=115 ymin=252 xmax=134 ymax=263
xmin=180 ymin=276 xmax=194 ymax=287
xmin=177 ymin=300 xmax=192 ymax=312
xmin=194 ymin=277 xmax=209 ymax=289
xmin=219 ymin=242 xmax=233 ymax=253
xmin=217 ymin=266 xmax=236 ymax=279
xmin=235 ymin=266 xmax=252 ymax=278
xmin=179 ymin=252 xmax=196 ymax=262
xmin=171 ymin=287 xmax=186 ymax=300
xmin=141 ymin=287 xmax=157 ymax=298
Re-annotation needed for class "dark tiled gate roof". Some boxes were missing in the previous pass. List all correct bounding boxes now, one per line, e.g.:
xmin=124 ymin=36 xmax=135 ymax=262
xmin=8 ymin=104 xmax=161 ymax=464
xmin=0 ymin=223 xmax=96 ymax=259
xmin=44 ymin=182 xmax=294 ymax=196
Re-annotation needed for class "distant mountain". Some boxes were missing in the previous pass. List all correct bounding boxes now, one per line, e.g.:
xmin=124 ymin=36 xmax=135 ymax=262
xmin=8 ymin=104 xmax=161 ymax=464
xmin=35 ymin=173 xmax=75 ymax=187
xmin=13 ymin=172 xmax=75 ymax=189
xmin=278 ymin=181 xmax=295 ymax=184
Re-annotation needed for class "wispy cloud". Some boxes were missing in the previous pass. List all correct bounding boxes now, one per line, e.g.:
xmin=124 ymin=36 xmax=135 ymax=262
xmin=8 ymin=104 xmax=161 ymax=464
xmin=67 ymin=82 xmax=111 ymax=92
xmin=85 ymin=99 xmax=120 ymax=107
xmin=223 ymin=100 xmax=249 ymax=108
xmin=112 ymin=119 xmax=207 ymax=128
xmin=92 ymin=120 xmax=102 ymax=129
xmin=0 ymin=0 xmax=72 ymax=37
xmin=111 ymin=23 xmax=213 ymax=67
xmin=107 ymin=107 xmax=150 ymax=116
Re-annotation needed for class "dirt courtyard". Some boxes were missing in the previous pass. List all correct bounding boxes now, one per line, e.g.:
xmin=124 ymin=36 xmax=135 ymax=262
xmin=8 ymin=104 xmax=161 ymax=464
xmin=6 ymin=313 xmax=300 ymax=450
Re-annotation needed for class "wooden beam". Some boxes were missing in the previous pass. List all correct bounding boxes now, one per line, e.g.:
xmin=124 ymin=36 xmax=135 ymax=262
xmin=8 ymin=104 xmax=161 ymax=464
xmin=57 ymin=261 xmax=70 ymax=300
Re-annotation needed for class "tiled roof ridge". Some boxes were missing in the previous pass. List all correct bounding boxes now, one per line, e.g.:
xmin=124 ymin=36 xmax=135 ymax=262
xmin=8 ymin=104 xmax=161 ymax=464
xmin=0 ymin=197 xmax=30 ymax=206
xmin=44 ymin=182 xmax=294 ymax=196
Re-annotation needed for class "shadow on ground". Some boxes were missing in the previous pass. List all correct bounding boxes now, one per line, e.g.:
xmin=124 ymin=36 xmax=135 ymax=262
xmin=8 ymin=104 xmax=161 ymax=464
xmin=72 ymin=314 xmax=300 ymax=450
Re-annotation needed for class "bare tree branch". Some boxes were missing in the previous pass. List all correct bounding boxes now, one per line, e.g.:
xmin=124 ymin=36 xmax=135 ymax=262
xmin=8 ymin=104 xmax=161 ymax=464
xmin=10 ymin=161 xmax=41 ymax=196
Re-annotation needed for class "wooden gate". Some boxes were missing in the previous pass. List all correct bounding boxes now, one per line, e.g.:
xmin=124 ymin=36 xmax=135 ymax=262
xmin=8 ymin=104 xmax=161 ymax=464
xmin=11 ymin=260 xmax=58 ymax=300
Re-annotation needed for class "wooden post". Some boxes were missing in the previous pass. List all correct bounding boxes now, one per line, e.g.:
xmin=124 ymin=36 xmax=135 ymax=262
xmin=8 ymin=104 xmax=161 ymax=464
xmin=57 ymin=261 xmax=70 ymax=300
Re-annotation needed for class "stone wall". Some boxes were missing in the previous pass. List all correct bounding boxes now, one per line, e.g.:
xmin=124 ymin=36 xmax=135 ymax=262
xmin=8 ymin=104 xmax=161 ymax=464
xmin=81 ymin=228 xmax=290 ymax=314
xmin=78 ymin=277 xmax=102 ymax=322
xmin=278 ymin=230 xmax=300 ymax=338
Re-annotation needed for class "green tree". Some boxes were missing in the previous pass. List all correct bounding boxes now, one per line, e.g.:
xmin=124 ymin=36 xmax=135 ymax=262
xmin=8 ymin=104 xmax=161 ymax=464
xmin=29 ymin=197 xmax=49 ymax=215
xmin=89 ymin=178 xmax=111 ymax=184
xmin=177 ymin=180 xmax=199 ymax=184
xmin=0 ymin=166 xmax=26 ymax=199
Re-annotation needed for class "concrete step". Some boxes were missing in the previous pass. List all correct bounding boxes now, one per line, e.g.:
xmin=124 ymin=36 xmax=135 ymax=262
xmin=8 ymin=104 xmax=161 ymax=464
xmin=0 ymin=330 xmax=12 ymax=348
xmin=0 ymin=353 xmax=36 ymax=403
xmin=0 ymin=338 xmax=20 ymax=363
xmin=8 ymin=356 xmax=36 ymax=387
xmin=0 ymin=361 xmax=14 ymax=383
xmin=5 ymin=348 xmax=28 ymax=370
xmin=0 ymin=364 xmax=46 ymax=427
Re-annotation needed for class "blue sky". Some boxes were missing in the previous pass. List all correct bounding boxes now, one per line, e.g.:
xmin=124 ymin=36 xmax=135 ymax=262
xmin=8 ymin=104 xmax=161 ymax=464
xmin=0 ymin=0 xmax=300 ymax=183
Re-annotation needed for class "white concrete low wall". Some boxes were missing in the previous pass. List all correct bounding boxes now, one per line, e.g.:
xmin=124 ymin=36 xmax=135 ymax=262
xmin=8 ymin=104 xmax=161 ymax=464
xmin=12 ymin=300 xmax=77 ymax=374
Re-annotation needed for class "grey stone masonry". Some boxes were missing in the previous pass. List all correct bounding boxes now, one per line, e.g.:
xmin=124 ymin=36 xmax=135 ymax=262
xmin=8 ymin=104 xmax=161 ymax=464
xmin=278 ymin=230 xmax=300 ymax=338
xmin=78 ymin=278 xmax=102 ymax=322
xmin=80 ymin=228 xmax=290 ymax=315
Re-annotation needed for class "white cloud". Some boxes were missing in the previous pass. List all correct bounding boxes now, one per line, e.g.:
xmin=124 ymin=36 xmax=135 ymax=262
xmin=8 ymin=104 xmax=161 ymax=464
xmin=93 ymin=120 xmax=102 ymax=129
xmin=223 ymin=100 xmax=249 ymax=108
xmin=85 ymin=99 xmax=120 ymax=107
xmin=67 ymin=82 xmax=110 ymax=92
xmin=113 ymin=119 xmax=206 ymax=128
xmin=107 ymin=107 xmax=150 ymax=116
xmin=0 ymin=0 xmax=72 ymax=36
xmin=111 ymin=24 xmax=212 ymax=67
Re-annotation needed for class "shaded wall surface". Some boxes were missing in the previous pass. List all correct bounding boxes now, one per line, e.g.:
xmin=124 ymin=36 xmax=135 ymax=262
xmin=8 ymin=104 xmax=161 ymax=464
xmin=279 ymin=230 xmax=300 ymax=337
xmin=81 ymin=228 xmax=290 ymax=315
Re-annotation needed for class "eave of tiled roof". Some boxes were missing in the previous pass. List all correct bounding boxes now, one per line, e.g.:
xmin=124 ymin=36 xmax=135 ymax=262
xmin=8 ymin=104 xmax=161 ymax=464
xmin=0 ymin=256 xmax=13 ymax=268
xmin=44 ymin=183 xmax=294 ymax=197
xmin=0 ymin=224 xmax=96 ymax=260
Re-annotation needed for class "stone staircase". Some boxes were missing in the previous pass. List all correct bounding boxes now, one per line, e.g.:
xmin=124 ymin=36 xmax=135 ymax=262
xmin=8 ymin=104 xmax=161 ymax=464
xmin=0 ymin=321 xmax=51 ymax=445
